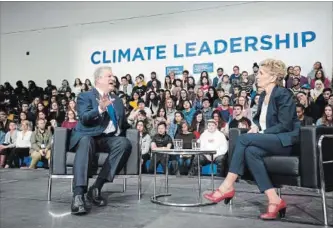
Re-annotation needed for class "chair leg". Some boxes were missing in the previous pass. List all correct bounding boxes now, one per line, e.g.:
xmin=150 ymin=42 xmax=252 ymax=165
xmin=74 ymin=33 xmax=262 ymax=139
xmin=70 ymin=178 xmax=73 ymax=193
xmin=47 ymin=176 xmax=52 ymax=201
xmin=122 ymin=179 xmax=127 ymax=192
xmin=318 ymin=135 xmax=329 ymax=226
xmin=138 ymin=173 xmax=142 ymax=200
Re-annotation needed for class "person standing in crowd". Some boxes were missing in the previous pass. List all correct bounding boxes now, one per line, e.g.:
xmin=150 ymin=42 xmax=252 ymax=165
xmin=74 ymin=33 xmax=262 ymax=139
xmin=229 ymin=66 xmax=241 ymax=87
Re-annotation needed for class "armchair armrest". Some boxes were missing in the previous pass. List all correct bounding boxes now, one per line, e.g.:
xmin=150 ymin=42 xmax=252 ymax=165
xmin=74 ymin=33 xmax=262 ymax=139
xmin=51 ymin=127 xmax=70 ymax=175
xmin=119 ymin=129 xmax=140 ymax=175
xmin=228 ymin=128 xmax=248 ymax=165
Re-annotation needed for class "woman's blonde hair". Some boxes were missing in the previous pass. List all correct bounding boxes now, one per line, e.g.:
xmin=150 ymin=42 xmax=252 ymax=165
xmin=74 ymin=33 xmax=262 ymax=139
xmin=259 ymin=59 xmax=286 ymax=85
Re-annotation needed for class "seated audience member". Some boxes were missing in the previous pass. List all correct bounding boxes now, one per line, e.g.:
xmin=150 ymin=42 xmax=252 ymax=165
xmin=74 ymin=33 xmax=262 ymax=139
xmin=119 ymin=76 xmax=133 ymax=96
xmin=212 ymin=110 xmax=229 ymax=136
xmin=182 ymin=100 xmax=195 ymax=125
xmin=0 ymin=122 xmax=17 ymax=167
xmin=136 ymin=120 xmax=151 ymax=174
xmin=296 ymin=91 xmax=321 ymax=122
xmin=0 ymin=110 xmax=10 ymax=132
xmin=212 ymin=88 xmax=225 ymax=108
xmin=171 ymin=79 xmax=183 ymax=96
xmin=289 ymin=77 xmax=302 ymax=95
xmin=199 ymin=76 xmax=210 ymax=94
xmin=149 ymin=122 xmax=173 ymax=173
xmin=129 ymin=91 xmax=140 ymax=110
xmin=286 ymin=65 xmax=308 ymax=88
xmin=132 ymin=75 xmax=147 ymax=97
xmin=216 ymin=95 xmax=233 ymax=123
xmin=229 ymin=104 xmax=252 ymax=129
xmin=307 ymin=61 xmax=323 ymax=80
xmin=234 ymin=95 xmax=252 ymax=120
xmin=61 ymin=110 xmax=78 ymax=129
xmin=296 ymin=104 xmax=314 ymax=126
xmin=168 ymin=111 xmax=185 ymax=139
xmin=17 ymin=112 xmax=33 ymax=131
xmin=193 ymin=89 xmax=204 ymax=111
xmin=48 ymin=102 xmax=65 ymax=125
xmin=329 ymin=94 xmax=333 ymax=106
xmin=310 ymin=69 xmax=330 ymax=89
xmin=29 ymin=119 xmax=53 ymax=169
xmin=188 ymin=119 xmax=228 ymax=177
xmin=315 ymin=88 xmax=332 ymax=116
xmin=175 ymin=121 xmax=196 ymax=149
xmin=206 ymin=86 xmax=218 ymax=107
xmin=217 ymin=75 xmax=232 ymax=94
xmin=164 ymin=76 xmax=174 ymax=90
xmin=202 ymin=98 xmax=213 ymax=121
xmin=251 ymin=94 xmax=260 ymax=118
xmin=230 ymin=66 xmax=242 ymax=87
xmin=175 ymin=121 xmax=196 ymax=174
xmin=5 ymin=120 xmax=32 ymax=168
xmin=213 ymin=68 xmax=224 ymax=88
xmin=165 ymin=98 xmax=176 ymax=124
xmin=154 ymin=107 xmax=168 ymax=130
xmin=21 ymin=101 xmax=35 ymax=123
xmin=310 ymin=80 xmax=324 ymax=102
xmin=128 ymin=99 xmax=152 ymax=120
xmin=316 ymin=105 xmax=333 ymax=126
xmin=190 ymin=111 xmax=206 ymax=138
xmin=230 ymin=85 xmax=241 ymax=105
xmin=239 ymin=71 xmax=254 ymax=94
xmin=145 ymin=91 xmax=159 ymax=118
xmin=176 ymin=89 xmax=189 ymax=111
xmin=128 ymin=110 xmax=154 ymax=135
xmin=67 ymin=100 xmax=78 ymax=118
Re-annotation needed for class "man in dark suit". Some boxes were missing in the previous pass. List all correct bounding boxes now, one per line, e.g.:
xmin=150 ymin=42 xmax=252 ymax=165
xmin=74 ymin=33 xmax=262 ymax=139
xmin=70 ymin=66 xmax=132 ymax=215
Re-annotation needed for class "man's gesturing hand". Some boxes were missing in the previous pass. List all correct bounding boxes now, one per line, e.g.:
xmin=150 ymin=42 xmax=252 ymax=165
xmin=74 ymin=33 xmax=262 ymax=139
xmin=98 ymin=93 xmax=112 ymax=112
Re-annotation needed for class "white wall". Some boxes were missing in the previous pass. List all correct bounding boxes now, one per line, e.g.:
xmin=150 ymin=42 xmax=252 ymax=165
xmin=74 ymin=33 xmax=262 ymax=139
xmin=1 ymin=1 xmax=332 ymax=87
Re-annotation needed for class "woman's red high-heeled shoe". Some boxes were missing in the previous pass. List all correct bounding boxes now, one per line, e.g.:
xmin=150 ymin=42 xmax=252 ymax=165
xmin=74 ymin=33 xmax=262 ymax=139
xmin=260 ymin=199 xmax=287 ymax=220
xmin=203 ymin=189 xmax=235 ymax=204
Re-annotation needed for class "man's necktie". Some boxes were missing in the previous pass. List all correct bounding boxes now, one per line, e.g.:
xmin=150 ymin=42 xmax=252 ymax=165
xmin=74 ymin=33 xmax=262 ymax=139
xmin=107 ymin=100 xmax=118 ymax=129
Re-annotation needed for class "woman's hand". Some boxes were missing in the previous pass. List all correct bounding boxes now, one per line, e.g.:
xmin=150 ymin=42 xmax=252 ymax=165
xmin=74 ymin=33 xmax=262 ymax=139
xmin=248 ymin=125 xmax=259 ymax=134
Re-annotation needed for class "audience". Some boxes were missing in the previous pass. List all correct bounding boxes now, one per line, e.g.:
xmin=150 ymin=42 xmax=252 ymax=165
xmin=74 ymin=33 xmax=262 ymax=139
xmin=0 ymin=60 xmax=332 ymax=177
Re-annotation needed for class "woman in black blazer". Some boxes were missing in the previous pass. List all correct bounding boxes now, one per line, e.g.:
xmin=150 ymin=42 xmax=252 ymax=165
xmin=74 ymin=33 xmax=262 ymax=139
xmin=204 ymin=59 xmax=300 ymax=220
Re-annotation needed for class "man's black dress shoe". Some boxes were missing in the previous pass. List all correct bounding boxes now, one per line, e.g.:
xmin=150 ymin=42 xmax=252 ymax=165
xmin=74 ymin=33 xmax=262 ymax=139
xmin=71 ymin=195 xmax=90 ymax=215
xmin=87 ymin=186 xmax=107 ymax=207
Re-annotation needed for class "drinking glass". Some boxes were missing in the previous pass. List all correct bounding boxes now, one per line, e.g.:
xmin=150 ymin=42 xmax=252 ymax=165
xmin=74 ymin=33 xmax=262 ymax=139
xmin=192 ymin=139 xmax=197 ymax=150
xmin=174 ymin=139 xmax=183 ymax=150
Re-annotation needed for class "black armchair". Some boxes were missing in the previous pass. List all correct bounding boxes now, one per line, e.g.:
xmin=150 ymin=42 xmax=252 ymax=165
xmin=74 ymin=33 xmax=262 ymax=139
xmin=47 ymin=128 xmax=141 ymax=201
xmin=228 ymin=126 xmax=333 ymax=226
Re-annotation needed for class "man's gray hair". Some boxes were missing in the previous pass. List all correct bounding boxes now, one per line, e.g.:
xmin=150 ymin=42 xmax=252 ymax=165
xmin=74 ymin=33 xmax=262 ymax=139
xmin=93 ymin=66 xmax=112 ymax=84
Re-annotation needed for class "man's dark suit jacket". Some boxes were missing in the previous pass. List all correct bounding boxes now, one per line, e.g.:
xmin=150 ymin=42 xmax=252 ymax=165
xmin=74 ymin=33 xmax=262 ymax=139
xmin=253 ymin=86 xmax=301 ymax=147
xmin=69 ymin=88 xmax=128 ymax=150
